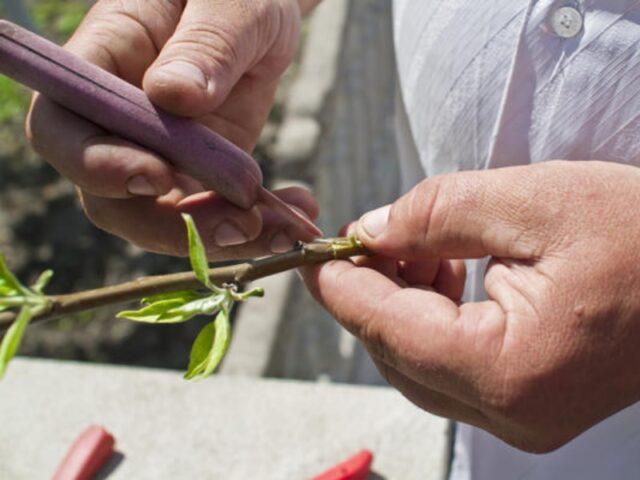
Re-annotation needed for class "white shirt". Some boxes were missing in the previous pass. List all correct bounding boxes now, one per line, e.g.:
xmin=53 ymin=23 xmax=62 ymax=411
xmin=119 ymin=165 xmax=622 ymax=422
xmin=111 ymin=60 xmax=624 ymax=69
xmin=392 ymin=1 xmax=640 ymax=479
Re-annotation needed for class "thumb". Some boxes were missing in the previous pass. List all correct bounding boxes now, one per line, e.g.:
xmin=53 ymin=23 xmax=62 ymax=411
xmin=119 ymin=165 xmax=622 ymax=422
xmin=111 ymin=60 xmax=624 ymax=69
xmin=143 ymin=0 xmax=299 ymax=117
xmin=355 ymin=167 xmax=549 ymax=261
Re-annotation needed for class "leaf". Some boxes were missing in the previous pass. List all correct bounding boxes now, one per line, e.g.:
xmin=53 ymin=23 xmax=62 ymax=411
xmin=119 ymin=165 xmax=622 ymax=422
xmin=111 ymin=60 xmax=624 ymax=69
xmin=0 ymin=307 xmax=33 ymax=380
xmin=169 ymin=295 xmax=226 ymax=318
xmin=118 ymin=292 xmax=227 ymax=324
xmin=0 ymin=297 xmax=26 ymax=314
xmin=184 ymin=309 xmax=232 ymax=381
xmin=0 ymin=254 xmax=32 ymax=313
xmin=117 ymin=298 xmax=190 ymax=324
xmin=141 ymin=290 xmax=201 ymax=305
xmin=182 ymin=214 xmax=214 ymax=291
xmin=31 ymin=270 xmax=54 ymax=294
xmin=0 ymin=254 xmax=26 ymax=295
xmin=235 ymin=287 xmax=265 ymax=301
xmin=184 ymin=321 xmax=215 ymax=379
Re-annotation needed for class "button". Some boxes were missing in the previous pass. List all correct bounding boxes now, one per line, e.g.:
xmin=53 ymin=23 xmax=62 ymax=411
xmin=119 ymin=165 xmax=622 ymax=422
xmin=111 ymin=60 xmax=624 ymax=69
xmin=550 ymin=7 xmax=583 ymax=38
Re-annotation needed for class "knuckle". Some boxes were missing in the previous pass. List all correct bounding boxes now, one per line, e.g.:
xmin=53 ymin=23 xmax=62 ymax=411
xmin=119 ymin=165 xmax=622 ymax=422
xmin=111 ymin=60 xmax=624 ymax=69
xmin=390 ymin=176 xmax=448 ymax=254
xmin=177 ymin=20 xmax=244 ymax=74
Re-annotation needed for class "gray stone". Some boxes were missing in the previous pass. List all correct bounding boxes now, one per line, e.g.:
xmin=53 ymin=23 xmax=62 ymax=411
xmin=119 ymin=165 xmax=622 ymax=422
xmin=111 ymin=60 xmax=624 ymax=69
xmin=287 ymin=0 xmax=349 ymax=118
xmin=271 ymin=117 xmax=321 ymax=164
xmin=0 ymin=359 xmax=449 ymax=480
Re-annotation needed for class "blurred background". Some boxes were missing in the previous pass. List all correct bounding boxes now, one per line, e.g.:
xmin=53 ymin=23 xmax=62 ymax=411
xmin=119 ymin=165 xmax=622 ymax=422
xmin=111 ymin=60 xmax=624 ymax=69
xmin=0 ymin=0 xmax=400 ymax=385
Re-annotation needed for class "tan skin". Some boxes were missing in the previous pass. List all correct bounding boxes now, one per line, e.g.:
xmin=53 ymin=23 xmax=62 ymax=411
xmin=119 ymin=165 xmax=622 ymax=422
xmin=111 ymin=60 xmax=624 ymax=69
xmin=302 ymin=161 xmax=640 ymax=453
xmin=27 ymin=1 xmax=640 ymax=453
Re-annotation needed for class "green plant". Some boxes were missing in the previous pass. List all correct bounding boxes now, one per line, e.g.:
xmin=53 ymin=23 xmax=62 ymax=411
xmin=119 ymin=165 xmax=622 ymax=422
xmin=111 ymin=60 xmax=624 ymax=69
xmin=0 ymin=215 xmax=367 ymax=381
xmin=0 ymin=76 xmax=29 ymax=123
xmin=32 ymin=0 xmax=89 ymax=38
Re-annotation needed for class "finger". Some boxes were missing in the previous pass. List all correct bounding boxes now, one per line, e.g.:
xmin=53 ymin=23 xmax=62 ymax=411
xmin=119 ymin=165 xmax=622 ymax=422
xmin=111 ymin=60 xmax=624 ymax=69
xmin=400 ymin=259 xmax=466 ymax=301
xmin=272 ymin=186 xmax=320 ymax=221
xmin=144 ymin=0 xmax=300 ymax=117
xmin=27 ymin=1 xmax=185 ymax=197
xmin=300 ymin=260 xmax=507 ymax=400
xmin=434 ymin=260 xmax=466 ymax=301
xmin=399 ymin=259 xmax=441 ymax=286
xmin=370 ymin=357 xmax=485 ymax=425
xmin=27 ymin=96 xmax=174 ymax=199
xmin=355 ymin=166 xmax=552 ymax=261
xmin=65 ymin=0 xmax=184 ymax=82
xmin=80 ymin=185 xmax=317 ymax=259
xmin=352 ymin=255 xmax=402 ymax=282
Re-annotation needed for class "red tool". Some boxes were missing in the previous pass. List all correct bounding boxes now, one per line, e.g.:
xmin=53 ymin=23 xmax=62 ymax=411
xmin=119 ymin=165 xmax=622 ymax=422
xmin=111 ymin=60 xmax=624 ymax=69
xmin=52 ymin=425 xmax=115 ymax=480
xmin=0 ymin=20 xmax=321 ymax=241
xmin=312 ymin=450 xmax=374 ymax=480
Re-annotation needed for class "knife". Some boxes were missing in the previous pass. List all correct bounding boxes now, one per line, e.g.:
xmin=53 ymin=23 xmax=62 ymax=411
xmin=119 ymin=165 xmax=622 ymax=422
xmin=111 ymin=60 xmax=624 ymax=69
xmin=0 ymin=20 xmax=322 ymax=240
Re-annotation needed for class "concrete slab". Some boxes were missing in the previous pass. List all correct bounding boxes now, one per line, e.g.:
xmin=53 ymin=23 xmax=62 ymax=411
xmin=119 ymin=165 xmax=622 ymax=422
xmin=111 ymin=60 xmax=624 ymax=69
xmin=0 ymin=358 xmax=449 ymax=480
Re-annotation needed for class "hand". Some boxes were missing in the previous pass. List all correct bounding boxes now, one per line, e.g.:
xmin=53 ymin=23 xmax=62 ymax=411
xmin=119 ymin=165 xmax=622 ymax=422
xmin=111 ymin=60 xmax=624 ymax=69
xmin=26 ymin=0 xmax=320 ymax=259
xmin=302 ymin=160 xmax=640 ymax=453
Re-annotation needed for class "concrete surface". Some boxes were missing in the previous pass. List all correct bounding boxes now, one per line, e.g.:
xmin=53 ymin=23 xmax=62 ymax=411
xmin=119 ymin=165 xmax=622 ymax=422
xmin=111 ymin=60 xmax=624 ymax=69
xmin=0 ymin=358 xmax=449 ymax=480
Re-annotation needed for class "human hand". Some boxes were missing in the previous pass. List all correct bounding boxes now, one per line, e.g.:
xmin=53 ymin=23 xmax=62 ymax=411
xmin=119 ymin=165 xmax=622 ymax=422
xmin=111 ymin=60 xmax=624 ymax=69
xmin=26 ymin=0 xmax=320 ymax=258
xmin=302 ymin=161 xmax=640 ymax=452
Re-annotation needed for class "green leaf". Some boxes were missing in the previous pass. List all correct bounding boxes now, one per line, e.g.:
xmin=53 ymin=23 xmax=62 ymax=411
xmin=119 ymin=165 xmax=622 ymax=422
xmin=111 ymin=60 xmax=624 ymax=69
xmin=184 ymin=321 xmax=215 ymax=379
xmin=0 ymin=254 xmax=26 ymax=295
xmin=117 ymin=298 xmax=190 ymax=324
xmin=182 ymin=214 xmax=215 ymax=291
xmin=0 ymin=76 xmax=29 ymax=123
xmin=169 ymin=295 xmax=226 ymax=318
xmin=0 ymin=307 xmax=33 ymax=380
xmin=0 ymin=254 xmax=33 ymax=313
xmin=184 ymin=309 xmax=232 ymax=381
xmin=0 ymin=297 xmax=26 ymax=314
xmin=118 ymin=292 xmax=227 ymax=324
xmin=31 ymin=270 xmax=54 ymax=294
xmin=234 ymin=287 xmax=265 ymax=302
xmin=141 ymin=290 xmax=201 ymax=305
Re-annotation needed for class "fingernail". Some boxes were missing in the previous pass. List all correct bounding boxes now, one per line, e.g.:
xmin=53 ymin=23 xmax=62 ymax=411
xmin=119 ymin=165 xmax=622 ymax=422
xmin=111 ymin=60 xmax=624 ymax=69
xmin=214 ymin=222 xmax=247 ymax=247
xmin=127 ymin=175 xmax=157 ymax=196
xmin=270 ymin=232 xmax=294 ymax=253
xmin=155 ymin=61 xmax=207 ymax=89
xmin=360 ymin=205 xmax=391 ymax=238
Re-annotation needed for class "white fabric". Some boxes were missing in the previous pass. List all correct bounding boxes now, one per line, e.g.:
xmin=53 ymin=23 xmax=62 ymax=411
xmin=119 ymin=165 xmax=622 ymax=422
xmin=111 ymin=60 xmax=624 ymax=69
xmin=392 ymin=1 xmax=640 ymax=479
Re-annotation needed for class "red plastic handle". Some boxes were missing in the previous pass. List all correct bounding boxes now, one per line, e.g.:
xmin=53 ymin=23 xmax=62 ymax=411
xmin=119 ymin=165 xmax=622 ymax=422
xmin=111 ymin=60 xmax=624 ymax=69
xmin=52 ymin=425 xmax=115 ymax=480
xmin=312 ymin=450 xmax=373 ymax=480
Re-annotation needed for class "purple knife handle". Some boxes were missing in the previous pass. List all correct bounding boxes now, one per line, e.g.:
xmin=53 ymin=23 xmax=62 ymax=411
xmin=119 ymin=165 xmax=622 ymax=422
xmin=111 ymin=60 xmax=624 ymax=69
xmin=0 ymin=20 xmax=262 ymax=209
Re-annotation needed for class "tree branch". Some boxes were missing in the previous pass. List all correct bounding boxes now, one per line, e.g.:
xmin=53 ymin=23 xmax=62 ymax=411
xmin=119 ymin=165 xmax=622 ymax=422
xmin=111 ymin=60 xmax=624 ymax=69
xmin=0 ymin=239 xmax=368 ymax=333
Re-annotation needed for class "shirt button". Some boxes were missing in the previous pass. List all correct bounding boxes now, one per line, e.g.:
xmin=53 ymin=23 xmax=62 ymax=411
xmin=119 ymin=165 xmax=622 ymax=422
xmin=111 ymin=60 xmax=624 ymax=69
xmin=550 ymin=6 xmax=583 ymax=38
